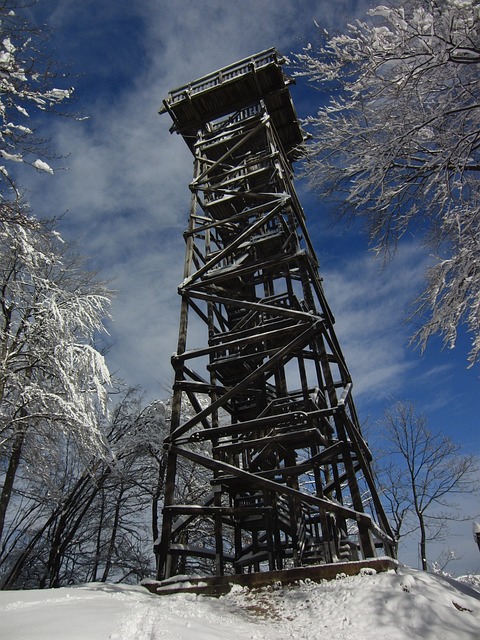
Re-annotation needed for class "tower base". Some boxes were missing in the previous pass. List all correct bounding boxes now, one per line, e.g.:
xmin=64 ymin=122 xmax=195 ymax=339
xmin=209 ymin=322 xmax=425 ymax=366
xmin=144 ymin=557 xmax=398 ymax=597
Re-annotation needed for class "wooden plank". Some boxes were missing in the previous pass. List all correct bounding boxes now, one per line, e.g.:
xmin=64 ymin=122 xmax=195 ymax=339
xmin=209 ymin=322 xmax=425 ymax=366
xmin=213 ymin=427 xmax=325 ymax=455
xmin=165 ymin=505 xmax=273 ymax=516
xmin=208 ymin=317 xmax=295 ymax=346
xmin=184 ymin=285 xmax=318 ymax=324
xmin=255 ymin=442 xmax=345 ymax=479
xmin=182 ymin=410 xmax=307 ymax=443
xmin=169 ymin=544 xmax=235 ymax=563
xmin=180 ymin=201 xmax=285 ymax=288
xmin=145 ymin=557 xmax=399 ymax=597
xmin=174 ymin=320 xmax=305 ymax=363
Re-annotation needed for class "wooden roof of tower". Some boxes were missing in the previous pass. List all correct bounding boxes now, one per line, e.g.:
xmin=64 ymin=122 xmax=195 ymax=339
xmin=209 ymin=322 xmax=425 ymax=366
xmin=160 ymin=48 xmax=305 ymax=161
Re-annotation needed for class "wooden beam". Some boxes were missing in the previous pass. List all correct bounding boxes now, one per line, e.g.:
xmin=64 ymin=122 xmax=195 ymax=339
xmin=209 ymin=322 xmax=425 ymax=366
xmin=168 ymin=320 xmax=323 ymax=440
xmin=169 ymin=444 xmax=373 ymax=525
xmin=147 ymin=557 xmax=399 ymax=597
xmin=180 ymin=199 xmax=286 ymax=288
xmin=213 ymin=427 xmax=324 ymax=455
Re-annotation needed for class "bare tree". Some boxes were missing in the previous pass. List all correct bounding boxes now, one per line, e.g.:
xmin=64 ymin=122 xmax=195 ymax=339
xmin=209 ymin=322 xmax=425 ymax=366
xmin=294 ymin=0 xmax=480 ymax=364
xmin=377 ymin=401 xmax=478 ymax=570
xmin=0 ymin=386 xmax=169 ymax=589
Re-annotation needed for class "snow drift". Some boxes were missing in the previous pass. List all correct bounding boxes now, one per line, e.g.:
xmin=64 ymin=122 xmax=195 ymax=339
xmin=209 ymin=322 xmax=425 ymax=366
xmin=1 ymin=566 xmax=479 ymax=639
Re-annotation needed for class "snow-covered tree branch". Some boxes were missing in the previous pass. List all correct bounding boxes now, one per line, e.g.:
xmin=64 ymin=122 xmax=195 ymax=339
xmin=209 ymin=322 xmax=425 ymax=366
xmin=294 ymin=0 xmax=480 ymax=363
xmin=0 ymin=0 xmax=73 ymax=204
xmin=0 ymin=217 xmax=113 ymax=543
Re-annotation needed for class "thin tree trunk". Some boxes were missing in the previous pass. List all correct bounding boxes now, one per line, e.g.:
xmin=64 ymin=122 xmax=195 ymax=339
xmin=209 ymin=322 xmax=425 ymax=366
xmin=419 ymin=514 xmax=428 ymax=571
xmin=101 ymin=483 xmax=124 ymax=583
xmin=152 ymin=458 xmax=166 ymax=545
xmin=0 ymin=429 xmax=25 ymax=543
xmin=90 ymin=489 xmax=106 ymax=582
xmin=45 ymin=476 xmax=109 ymax=588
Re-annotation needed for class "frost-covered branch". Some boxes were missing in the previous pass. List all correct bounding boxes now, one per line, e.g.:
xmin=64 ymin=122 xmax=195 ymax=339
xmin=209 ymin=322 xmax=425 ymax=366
xmin=0 ymin=1 xmax=73 ymax=204
xmin=294 ymin=0 xmax=480 ymax=363
xmin=0 ymin=217 xmax=113 ymax=543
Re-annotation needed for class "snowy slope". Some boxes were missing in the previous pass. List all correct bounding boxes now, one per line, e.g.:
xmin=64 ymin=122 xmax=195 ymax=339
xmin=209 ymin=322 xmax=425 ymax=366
xmin=1 ymin=567 xmax=479 ymax=640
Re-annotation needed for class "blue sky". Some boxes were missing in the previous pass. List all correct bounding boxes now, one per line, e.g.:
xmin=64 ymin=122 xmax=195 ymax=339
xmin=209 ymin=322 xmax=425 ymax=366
xmin=20 ymin=0 xmax=479 ymax=575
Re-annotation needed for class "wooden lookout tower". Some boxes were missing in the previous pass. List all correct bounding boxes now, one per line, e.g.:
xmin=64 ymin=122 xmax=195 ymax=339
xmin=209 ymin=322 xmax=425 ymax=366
xmin=156 ymin=49 xmax=396 ymax=586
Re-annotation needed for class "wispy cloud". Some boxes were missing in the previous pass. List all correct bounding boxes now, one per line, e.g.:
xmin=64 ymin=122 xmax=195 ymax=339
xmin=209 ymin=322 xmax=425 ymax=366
xmin=321 ymin=243 xmax=430 ymax=402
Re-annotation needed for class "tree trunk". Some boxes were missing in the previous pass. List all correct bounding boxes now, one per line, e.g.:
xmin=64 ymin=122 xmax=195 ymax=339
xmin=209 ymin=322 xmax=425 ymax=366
xmin=43 ymin=470 xmax=109 ymax=588
xmin=419 ymin=513 xmax=428 ymax=571
xmin=152 ymin=458 xmax=166 ymax=545
xmin=101 ymin=483 xmax=124 ymax=582
xmin=90 ymin=489 xmax=106 ymax=582
xmin=0 ymin=429 xmax=25 ymax=544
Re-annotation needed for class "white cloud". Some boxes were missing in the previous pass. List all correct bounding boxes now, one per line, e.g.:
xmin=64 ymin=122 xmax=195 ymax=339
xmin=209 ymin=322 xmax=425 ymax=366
xmin=321 ymin=243 xmax=430 ymax=402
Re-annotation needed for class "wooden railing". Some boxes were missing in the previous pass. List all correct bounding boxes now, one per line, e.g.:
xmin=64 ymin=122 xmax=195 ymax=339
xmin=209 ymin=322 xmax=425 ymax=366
xmin=164 ymin=48 xmax=279 ymax=107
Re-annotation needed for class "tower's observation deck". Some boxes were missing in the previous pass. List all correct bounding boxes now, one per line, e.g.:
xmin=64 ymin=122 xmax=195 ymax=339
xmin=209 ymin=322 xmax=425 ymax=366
xmin=156 ymin=49 xmax=395 ymax=586
xmin=160 ymin=49 xmax=304 ymax=158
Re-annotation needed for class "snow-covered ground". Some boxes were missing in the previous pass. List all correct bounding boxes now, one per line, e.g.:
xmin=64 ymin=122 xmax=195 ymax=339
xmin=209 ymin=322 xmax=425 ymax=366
xmin=1 ymin=567 xmax=479 ymax=640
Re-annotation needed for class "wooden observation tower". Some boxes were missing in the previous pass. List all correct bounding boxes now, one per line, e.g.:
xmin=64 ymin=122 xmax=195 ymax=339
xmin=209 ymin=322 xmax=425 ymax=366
xmin=156 ymin=49 xmax=396 ymax=586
